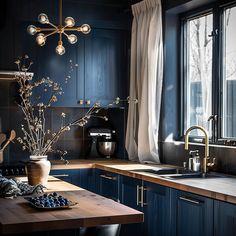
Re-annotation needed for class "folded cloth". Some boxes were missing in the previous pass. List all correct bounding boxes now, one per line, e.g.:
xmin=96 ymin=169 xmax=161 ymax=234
xmin=0 ymin=174 xmax=45 ymax=198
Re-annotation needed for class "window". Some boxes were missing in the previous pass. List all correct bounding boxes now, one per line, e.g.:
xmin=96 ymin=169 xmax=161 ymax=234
xmin=182 ymin=2 xmax=236 ymax=143
xmin=222 ymin=5 xmax=236 ymax=138
xmin=184 ymin=13 xmax=213 ymax=137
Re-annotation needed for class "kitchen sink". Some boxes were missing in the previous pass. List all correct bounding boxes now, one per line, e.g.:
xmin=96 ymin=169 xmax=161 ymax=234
xmin=132 ymin=168 xmax=223 ymax=179
xmin=132 ymin=167 xmax=196 ymax=175
xmin=160 ymin=172 xmax=223 ymax=179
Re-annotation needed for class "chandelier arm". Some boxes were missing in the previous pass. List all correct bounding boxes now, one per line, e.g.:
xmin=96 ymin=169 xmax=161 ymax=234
xmin=62 ymin=31 xmax=69 ymax=38
xmin=37 ymin=28 xmax=57 ymax=32
xmin=45 ymin=30 xmax=58 ymax=38
xmin=64 ymin=27 xmax=82 ymax=32
xmin=48 ymin=22 xmax=58 ymax=29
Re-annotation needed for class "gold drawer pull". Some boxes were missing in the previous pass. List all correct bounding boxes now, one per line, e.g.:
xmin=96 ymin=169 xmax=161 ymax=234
xmin=100 ymin=174 xmax=117 ymax=181
xmin=179 ymin=196 xmax=201 ymax=205
xmin=52 ymin=174 xmax=69 ymax=177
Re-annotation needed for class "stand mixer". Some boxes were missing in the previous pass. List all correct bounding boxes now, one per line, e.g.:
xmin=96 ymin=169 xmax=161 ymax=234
xmin=88 ymin=128 xmax=116 ymax=158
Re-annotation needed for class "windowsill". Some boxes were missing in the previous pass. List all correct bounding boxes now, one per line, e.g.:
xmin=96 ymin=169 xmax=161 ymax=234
xmin=162 ymin=140 xmax=236 ymax=149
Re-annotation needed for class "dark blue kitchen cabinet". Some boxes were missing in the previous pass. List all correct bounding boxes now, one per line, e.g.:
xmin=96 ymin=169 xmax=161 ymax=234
xmin=214 ymin=200 xmax=236 ymax=236
xmin=143 ymin=181 xmax=171 ymax=236
xmin=171 ymin=189 xmax=213 ymax=236
xmin=84 ymin=28 xmax=128 ymax=107
xmin=50 ymin=169 xmax=80 ymax=186
xmin=119 ymin=175 xmax=144 ymax=236
xmin=97 ymin=169 xmax=120 ymax=201
xmin=119 ymin=176 xmax=172 ymax=236
xmin=78 ymin=168 xmax=96 ymax=192
xmin=28 ymin=28 xmax=129 ymax=108
xmin=50 ymin=168 xmax=96 ymax=192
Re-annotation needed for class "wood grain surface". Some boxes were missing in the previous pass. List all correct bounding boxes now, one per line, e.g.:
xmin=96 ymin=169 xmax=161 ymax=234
xmin=51 ymin=159 xmax=236 ymax=205
xmin=0 ymin=177 xmax=143 ymax=235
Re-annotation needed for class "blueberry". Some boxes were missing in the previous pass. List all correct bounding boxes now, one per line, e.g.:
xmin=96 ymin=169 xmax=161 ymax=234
xmin=43 ymin=194 xmax=48 ymax=198
xmin=53 ymin=192 xmax=57 ymax=197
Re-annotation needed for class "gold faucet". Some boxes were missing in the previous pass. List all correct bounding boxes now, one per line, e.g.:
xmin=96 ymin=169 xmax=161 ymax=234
xmin=184 ymin=125 xmax=215 ymax=176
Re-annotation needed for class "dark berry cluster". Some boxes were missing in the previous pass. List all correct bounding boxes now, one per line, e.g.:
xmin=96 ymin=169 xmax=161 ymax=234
xmin=28 ymin=192 xmax=70 ymax=208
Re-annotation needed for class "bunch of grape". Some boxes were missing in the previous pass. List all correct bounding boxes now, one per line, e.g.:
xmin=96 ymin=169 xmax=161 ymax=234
xmin=28 ymin=192 xmax=70 ymax=208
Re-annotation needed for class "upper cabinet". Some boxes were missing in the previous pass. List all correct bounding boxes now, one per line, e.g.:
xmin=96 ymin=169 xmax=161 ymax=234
xmin=29 ymin=28 xmax=129 ymax=108
xmin=84 ymin=28 xmax=129 ymax=107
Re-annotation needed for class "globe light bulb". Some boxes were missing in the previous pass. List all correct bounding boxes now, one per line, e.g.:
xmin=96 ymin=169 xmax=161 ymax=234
xmin=56 ymin=42 xmax=65 ymax=55
xmin=68 ymin=34 xmax=77 ymax=44
xmin=27 ymin=25 xmax=37 ymax=35
xmin=65 ymin=17 xmax=75 ymax=27
xmin=36 ymin=33 xmax=46 ymax=46
xmin=81 ymin=24 xmax=91 ymax=34
xmin=38 ymin=13 xmax=49 ymax=24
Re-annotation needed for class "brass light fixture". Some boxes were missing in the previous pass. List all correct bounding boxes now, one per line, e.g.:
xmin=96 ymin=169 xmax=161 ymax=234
xmin=27 ymin=0 xmax=91 ymax=55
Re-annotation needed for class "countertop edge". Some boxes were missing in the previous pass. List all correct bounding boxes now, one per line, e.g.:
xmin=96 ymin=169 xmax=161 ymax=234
xmin=51 ymin=159 xmax=236 ymax=205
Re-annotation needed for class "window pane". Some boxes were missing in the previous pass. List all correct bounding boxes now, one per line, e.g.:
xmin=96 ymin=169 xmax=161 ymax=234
xmin=222 ymin=6 xmax=236 ymax=138
xmin=184 ymin=13 xmax=213 ymax=136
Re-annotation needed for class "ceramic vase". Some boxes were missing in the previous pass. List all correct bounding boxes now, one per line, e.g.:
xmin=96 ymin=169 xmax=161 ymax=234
xmin=26 ymin=155 xmax=51 ymax=186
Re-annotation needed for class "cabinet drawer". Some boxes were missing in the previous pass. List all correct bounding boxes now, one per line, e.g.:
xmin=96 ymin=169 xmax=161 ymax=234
xmin=98 ymin=170 xmax=119 ymax=201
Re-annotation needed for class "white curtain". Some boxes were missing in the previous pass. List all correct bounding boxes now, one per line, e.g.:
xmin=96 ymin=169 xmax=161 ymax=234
xmin=125 ymin=0 xmax=163 ymax=163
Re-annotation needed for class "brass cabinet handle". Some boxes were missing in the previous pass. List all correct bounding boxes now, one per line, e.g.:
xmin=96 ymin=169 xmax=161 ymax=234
xmin=136 ymin=185 xmax=142 ymax=206
xmin=142 ymin=187 xmax=147 ymax=207
xmin=86 ymin=100 xmax=91 ymax=105
xmin=52 ymin=174 xmax=69 ymax=177
xmin=78 ymin=100 xmax=84 ymax=105
xmin=100 ymin=174 xmax=117 ymax=181
xmin=179 ymin=196 xmax=201 ymax=205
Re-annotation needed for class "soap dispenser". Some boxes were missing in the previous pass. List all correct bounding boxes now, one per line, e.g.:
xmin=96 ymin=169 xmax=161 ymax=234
xmin=189 ymin=150 xmax=201 ymax=172
xmin=189 ymin=150 xmax=201 ymax=171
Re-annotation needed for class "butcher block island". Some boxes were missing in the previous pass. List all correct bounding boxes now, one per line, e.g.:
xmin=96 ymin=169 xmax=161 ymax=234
xmin=0 ymin=176 xmax=143 ymax=235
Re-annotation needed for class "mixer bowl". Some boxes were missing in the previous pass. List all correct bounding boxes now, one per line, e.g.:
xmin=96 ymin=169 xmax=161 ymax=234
xmin=97 ymin=141 xmax=116 ymax=158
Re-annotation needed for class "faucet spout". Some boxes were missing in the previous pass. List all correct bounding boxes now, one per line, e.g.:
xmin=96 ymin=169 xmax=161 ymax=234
xmin=184 ymin=125 xmax=209 ymax=175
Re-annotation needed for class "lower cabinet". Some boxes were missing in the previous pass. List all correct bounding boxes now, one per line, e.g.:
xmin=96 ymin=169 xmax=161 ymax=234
xmin=96 ymin=170 xmax=120 ymax=201
xmin=214 ymin=200 xmax=236 ymax=236
xmin=119 ymin=176 xmax=143 ymax=236
xmin=171 ymin=189 xmax=213 ymax=236
xmin=143 ymin=181 xmax=171 ymax=236
xmin=119 ymin=176 xmax=171 ymax=236
xmin=50 ymin=168 xmax=96 ymax=192
xmin=50 ymin=169 xmax=80 ymax=186
xmin=50 ymin=168 xmax=236 ymax=236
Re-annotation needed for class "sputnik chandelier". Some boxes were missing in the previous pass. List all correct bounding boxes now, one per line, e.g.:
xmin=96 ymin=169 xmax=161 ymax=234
xmin=27 ymin=0 xmax=91 ymax=55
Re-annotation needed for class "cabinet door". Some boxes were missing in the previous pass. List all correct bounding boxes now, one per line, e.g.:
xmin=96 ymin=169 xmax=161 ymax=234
xmin=143 ymin=181 xmax=171 ymax=236
xmin=84 ymin=28 xmax=128 ymax=106
xmin=119 ymin=176 xmax=143 ymax=236
xmin=50 ymin=168 xmax=96 ymax=191
xmin=97 ymin=170 xmax=119 ymax=201
xmin=78 ymin=168 xmax=96 ymax=192
xmin=214 ymin=200 xmax=236 ymax=236
xmin=171 ymin=190 xmax=213 ymax=236
xmin=50 ymin=169 xmax=80 ymax=186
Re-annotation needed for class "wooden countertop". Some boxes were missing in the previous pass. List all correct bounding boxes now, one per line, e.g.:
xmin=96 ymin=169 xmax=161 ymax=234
xmin=0 ymin=176 xmax=143 ymax=235
xmin=51 ymin=159 xmax=236 ymax=204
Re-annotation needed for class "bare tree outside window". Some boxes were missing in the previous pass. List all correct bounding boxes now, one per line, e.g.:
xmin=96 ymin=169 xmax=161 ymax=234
xmin=185 ymin=13 xmax=213 ymax=136
xmin=222 ymin=6 xmax=236 ymax=138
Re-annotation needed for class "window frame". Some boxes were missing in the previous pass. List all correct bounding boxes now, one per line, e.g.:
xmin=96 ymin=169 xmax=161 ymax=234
xmin=180 ymin=1 xmax=236 ymax=146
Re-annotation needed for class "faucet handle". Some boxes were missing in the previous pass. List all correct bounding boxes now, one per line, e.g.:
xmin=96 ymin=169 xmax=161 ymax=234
xmin=207 ymin=157 xmax=216 ymax=168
